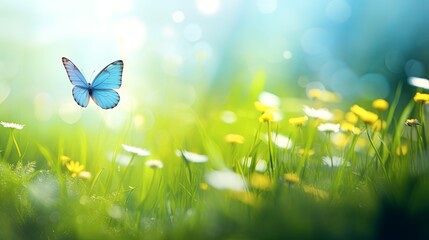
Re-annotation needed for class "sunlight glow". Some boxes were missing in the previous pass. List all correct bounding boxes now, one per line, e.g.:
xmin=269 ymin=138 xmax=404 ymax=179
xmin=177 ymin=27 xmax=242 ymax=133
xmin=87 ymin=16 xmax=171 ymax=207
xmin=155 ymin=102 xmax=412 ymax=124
xmin=197 ymin=0 xmax=220 ymax=15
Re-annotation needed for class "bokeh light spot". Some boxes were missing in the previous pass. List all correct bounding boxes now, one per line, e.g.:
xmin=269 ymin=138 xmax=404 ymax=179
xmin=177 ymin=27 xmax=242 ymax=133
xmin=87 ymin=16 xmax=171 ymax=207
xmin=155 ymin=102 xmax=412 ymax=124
xmin=34 ymin=92 xmax=54 ymax=121
xmin=172 ymin=10 xmax=185 ymax=23
xmin=183 ymin=23 xmax=202 ymax=42
xmin=257 ymin=0 xmax=278 ymax=14
xmin=326 ymin=0 xmax=352 ymax=23
xmin=58 ymin=103 xmax=82 ymax=124
xmin=0 ymin=81 xmax=11 ymax=104
xmin=357 ymin=73 xmax=390 ymax=100
xmin=405 ymin=59 xmax=425 ymax=77
xmin=283 ymin=50 xmax=293 ymax=60
xmin=197 ymin=0 xmax=220 ymax=15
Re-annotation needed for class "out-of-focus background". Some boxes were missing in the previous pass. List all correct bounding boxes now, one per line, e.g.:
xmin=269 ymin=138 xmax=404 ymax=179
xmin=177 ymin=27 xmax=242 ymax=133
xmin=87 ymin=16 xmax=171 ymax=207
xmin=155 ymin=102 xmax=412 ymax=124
xmin=1 ymin=0 xmax=428 ymax=128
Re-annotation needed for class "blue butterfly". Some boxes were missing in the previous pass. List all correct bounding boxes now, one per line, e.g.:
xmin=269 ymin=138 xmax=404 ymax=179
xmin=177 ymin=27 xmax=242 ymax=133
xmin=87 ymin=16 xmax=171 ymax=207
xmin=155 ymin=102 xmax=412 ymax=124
xmin=62 ymin=57 xmax=124 ymax=109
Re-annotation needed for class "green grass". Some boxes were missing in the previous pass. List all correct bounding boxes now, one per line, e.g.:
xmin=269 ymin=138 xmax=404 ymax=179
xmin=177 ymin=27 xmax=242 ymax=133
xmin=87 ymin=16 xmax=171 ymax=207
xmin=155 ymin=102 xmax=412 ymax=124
xmin=1 ymin=84 xmax=429 ymax=240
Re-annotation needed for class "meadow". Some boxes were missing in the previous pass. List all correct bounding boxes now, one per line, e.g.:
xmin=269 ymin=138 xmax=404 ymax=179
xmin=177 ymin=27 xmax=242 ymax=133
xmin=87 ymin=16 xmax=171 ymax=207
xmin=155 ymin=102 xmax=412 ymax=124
xmin=1 ymin=78 xmax=429 ymax=239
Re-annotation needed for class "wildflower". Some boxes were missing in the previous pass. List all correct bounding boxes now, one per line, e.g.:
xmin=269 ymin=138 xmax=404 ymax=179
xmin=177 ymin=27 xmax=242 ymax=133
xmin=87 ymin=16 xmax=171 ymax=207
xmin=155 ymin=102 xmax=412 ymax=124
xmin=331 ymin=133 xmax=350 ymax=148
xmin=230 ymin=191 xmax=259 ymax=206
xmin=224 ymin=134 xmax=245 ymax=144
xmin=78 ymin=171 xmax=92 ymax=180
xmin=396 ymin=144 xmax=408 ymax=156
xmin=258 ymin=91 xmax=280 ymax=108
xmin=60 ymin=155 xmax=71 ymax=165
xmin=205 ymin=170 xmax=247 ymax=191
xmin=307 ymin=89 xmax=340 ymax=102
xmin=413 ymin=92 xmax=429 ymax=103
xmin=250 ymin=173 xmax=272 ymax=190
xmin=345 ymin=112 xmax=358 ymax=124
xmin=372 ymin=99 xmax=389 ymax=111
xmin=302 ymin=184 xmax=329 ymax=200
xmin=145 ymin=159 xmax=164 ymax=169
xmin=0 ymin=121 xmax=24 ymax=130
xmin=265 ymin=133 xmax=293 ymax=149
xmin=122 ymin=144 xmax=151 ymax=156
xmin=283 ymin=173 xmax=300 ymax=184
xmin=372 ymin=120 xmax=387 ymax=132
xmin=199 ymin=182 xmax=209 ymax=191
xmin=340 ymin=121 xmax=361 ymax=135
xmin=408 ymin=77 xmax=429 ymax=90
xmin=322 ymin=156 xmax=349 ymax=167
xmin=297 ymin=148 xmax=315 ymax=156
xmin=405 ymin=118 xmax=420 ymax=127
xmin=351 ymin=105 xmax=378 ymax=124
xmin=66 ymin=161 xmax=85 ymax=177
xmin=317 ymin=123 xmax=340 ymax=133
xmin=303 ymin=105 xmax=333 ymax=120
xmin=259 ymin=111 xmax=274 ymax=122
xmin=288 ymin=116 xmax=308 ymax=126
xmin=177 ymin=150 xmax=208 ymax=163
xmin=254 ymin=101 xmax=277 ymax=113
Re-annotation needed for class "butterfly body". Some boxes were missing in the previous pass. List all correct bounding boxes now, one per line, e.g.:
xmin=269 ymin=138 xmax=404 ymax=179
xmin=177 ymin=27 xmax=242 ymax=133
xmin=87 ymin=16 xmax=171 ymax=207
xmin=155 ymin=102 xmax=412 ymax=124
xmin=62 ymin=57 xmax=123 ymax=109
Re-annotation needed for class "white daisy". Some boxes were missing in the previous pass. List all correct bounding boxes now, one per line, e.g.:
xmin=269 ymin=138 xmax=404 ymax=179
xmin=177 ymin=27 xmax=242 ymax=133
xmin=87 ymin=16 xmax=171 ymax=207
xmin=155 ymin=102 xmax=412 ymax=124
xmin=176 ymin=150 xmax=208 ymax=163
xmin=408 ymin=76 xmax=429 ymax=89
xmin=258 ymin=91 xmax=280 ymax=108
xmin=303 ymin=105 xmax=333 ymax=120
xmin=317 ymin=123 xmax=340 ymax=133
xmin=145 ymin=159 xmax=164 ymax=169
xmin=322 ymin=156 xmax=349 ymax=167
xmin=1 ymin=121 xmax=24 ymax=130
xmin=265 ymin=132 xmax=293 ymax=149
xmin=205 ymin=170 xmax=247 ymax=191
xmin=121 ymin=144 xmax=150 ymax=156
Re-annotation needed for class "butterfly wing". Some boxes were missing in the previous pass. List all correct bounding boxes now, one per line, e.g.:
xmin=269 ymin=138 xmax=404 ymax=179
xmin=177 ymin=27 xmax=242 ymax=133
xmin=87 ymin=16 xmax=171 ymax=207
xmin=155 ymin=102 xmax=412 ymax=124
xmin=91 ymin=60 xmax=123 ymax=89
xmin=62 ymin=57 xmax=90 ymax=88
xmin=72 ymin=86 xmax=90 ymax=107
xmin=90 ymin=89 xmax=120 ymax=109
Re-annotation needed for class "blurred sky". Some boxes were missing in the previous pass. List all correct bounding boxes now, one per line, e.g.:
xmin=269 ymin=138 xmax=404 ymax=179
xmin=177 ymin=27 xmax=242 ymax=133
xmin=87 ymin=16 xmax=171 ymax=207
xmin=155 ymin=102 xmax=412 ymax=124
xmin=1 ymin=0 xmax=429 ymax=125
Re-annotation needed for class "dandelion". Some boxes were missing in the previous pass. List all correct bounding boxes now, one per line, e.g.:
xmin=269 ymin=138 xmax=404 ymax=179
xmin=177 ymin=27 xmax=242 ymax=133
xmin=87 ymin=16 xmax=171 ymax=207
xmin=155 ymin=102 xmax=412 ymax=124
xmin=396 ymin=144 xmax=408 ymax=156
xmin=177 ymin=150 xmax=208 ymax=163
xmin=288 ymin=116 xmax=308 ymax=126
xmin=283 ymin=173 xmax=300 ymax=184
xmin=307 ymin=89 xmax=340 ymax=103
xmin=303 ymin=105 xmax=333 ymax=120
xmin=250 ymin=173 xmax=272 ymax=190
xmin=322 ymin=156 xmax=348 ymax=167
xmin=317 ymin=123 xmax=340 ymax=133
xmin=297 ymin=148 xmax=315 ymax=156
xmin=254 ymin=101 xmax=277 ymax=113
xmin=66 ymin=161 xmax=85 ymax=177
xmin=258 ymin=111 xmax=274 ymax=122
xmin=351 ymin=105 xmax=378 ymax=124
xmin=224 ymin=134 xmax=245 ymax=144
xmin=405 ymin=118 xmax=420 ymax=127
xmin=60 ymin=155 xmax=71 ymax=165
xmin=331 ymin=133 xmax=350 ymax=148
xmin=199 ymin=182 xmax=209 ymax=191
xmin=0 ymin=121 xmax=24 ymax=130
xmin=345 ymin=112 xmax=358 ymax=124
xmin=372 ymin=120 xmax=387 ymax=132
xmin=265 ymin=133 xmax=293 ymax=149
xmin=413 ymin=92 xmax=429 ymax=103
xmin=302 ymin=184 xmax=329 ymax=200
xmin=340 ymin=121 xmax=361 ymax=135
xmin=205 ymin=170 xmax=247 ymax=191
xmin=122 ymin=144 xmax=151 ymax=156
xmin=145 ymin=159 xmax=164 ymax=169
xmin=372 ymin=99 xmax=389 ymax=111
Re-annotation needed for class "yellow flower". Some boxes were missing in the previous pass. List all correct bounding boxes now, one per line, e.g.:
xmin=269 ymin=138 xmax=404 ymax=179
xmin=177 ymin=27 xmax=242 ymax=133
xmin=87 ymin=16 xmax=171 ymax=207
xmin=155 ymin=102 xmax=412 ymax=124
xmin=297 ymin=148 xmax=315 ymax=156
xmin=66 ymin=161 xmax=85 ymax=177
xmin=288 ymin=116 xmax=308 ymax=126
xmin=351 ymin=105 xmax=378 ymax=124
xmin=372 ymin=120 xmax=387 ymax=132
xmin=259 ymin=111 xmax=274 ymax=123
xmin=224 ymin=134 xmax=245 ymax=144
xmin=283 ymin=173 xmax=300 ymax=184
xmin=308 ymin=89 xmax=323 ymax=100
xmin=340 ymin=121 xmax=361 ymax=135
xmin=230 ymin=191 xmax=259 ymax=206
xmin=331 ymin=133 xmax=350 ymax=148
xmin=396 ymin=144 xmax=408 ymax=156
xmin=60 ymin=155 xmax=71 ymax=165
xmin=405 ymin=118 xmax=420 ymax=127
xmin=254 ymin=101 xmax=277 ymax=113
xmin=372 ymin=99 xmax=389 ymax=111
xmin=413 ymin=92 xmax=429 ymax=103
xmin=250 ymin=173 xmax=272 ymax=190
xmin=199 ymin=182 xmax=209 ymax=191
xmin=345 ymin=112 xmax=358 ymax=124
xmin=302 ymin=184 xmax=329 ymax=200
